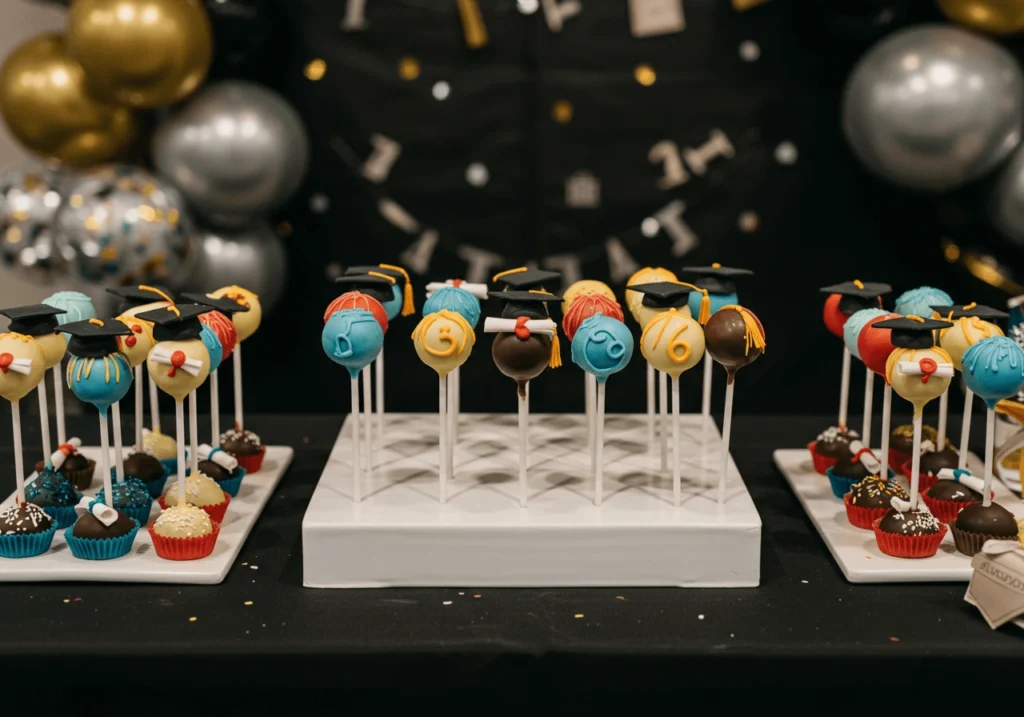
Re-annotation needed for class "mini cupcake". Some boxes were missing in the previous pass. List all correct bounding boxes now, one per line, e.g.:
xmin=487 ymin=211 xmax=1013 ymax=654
xmin=220 ymin=427 xmax=265 ymax=473
xmin=921 ymin=468 xmax=986 ymax=524
xmin=809 ymin=425 xmax=859 ymax=475
xmin=844 ymin=475 xmax=908 ymax=530
xmin=64 ymin=497 xmax=140 ymax=561
xmin=949 ymin=501 xmax=1019 ymax=557
xmin=160 ymin=473 xmax=231 ymax=524
xmin=143 ymin=428 xmax=181 ymax=478
xmin=0 ymin=503 xmax=56 ymax=559
xmin=197 ymin=443 xmax=246 ymax=497
xmin=149 ymin=503 xmax=219 ymax=560
xmin=94 ymin=478 xmax=154 ymax=527
xmin=123 ymin=451 xmax=168 ymax=499
xmin=872 ymin=502 xmax=946 ymax=558
xmin=26 ymin=468 xmax=82 ymax=529
xmin=889 ymin=424 xmax=946 ymax=474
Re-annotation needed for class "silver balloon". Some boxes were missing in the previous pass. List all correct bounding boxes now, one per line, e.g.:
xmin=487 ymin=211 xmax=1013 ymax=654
xmin=152 ymin=81 xmax=309 ymax=227
xmin=0 ymin=161 xmax=71 ymax=281
xmin=990 ymin=146 xmax=1024 ymax=245
xmin=55 ymin=166 xmax=192 ymax=286
xmin=842 ymin=25 xmax=1024 ymax=192
xmin=177 ymin=222 xmax=287 ymax=311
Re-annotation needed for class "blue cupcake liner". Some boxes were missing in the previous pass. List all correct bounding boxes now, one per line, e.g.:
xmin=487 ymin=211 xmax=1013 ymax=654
xmin=826 ymin=467 xmax=897 ymax=500
xmin=63 ymin=519 xmax=140 ymax=561
xmin=42 ymin=502 xmax=80 ymax=530
xmin=216 ymin=468 xmax=247 ymax=498
xmin=0 ymin=522 xmax=57 ymax=559
xmin=141 ymin=475 xmax=169 ymax=500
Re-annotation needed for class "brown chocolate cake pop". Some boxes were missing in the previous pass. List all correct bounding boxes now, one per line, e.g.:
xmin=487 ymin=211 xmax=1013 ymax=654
xmin=919 ymin=447 xmax=959 ymax=476
xmin=492 ymin=333 xmax=552 ymax=398
xmin=124 ymin=452 xmax=164 ymax=482
xmin=704 ymin=305 xmax=765 ymax=383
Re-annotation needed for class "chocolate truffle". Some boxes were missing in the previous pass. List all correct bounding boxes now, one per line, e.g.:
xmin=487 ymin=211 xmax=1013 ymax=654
xmin=954 ymin=502 xmax=1018 ymax=537
xmin=920 ymin=448 xmax=959 ymax=476
xmin=71 ymin=509 xmax=136 ymax=540
xmin=815 ymin=426 xmax=859 ymax=458
xmin=96 ymin=478 xmax=152 ymax=509
xmin=849 ymin=476 xmax=908 ymax=509
xmin=830 ymin=453 xmax=874 ymax=482
xmin=703 ymin=306 xmax=764 ymax=380
xmin=220 ymin=428 xmax=262 ymax=457
xmin=26 ymin=470 xmax=77 ymax=507
xmin=197 ymin=459 xmax=231 ymax=482
xmin=926 ymin=480 xmax=981 ymax=503
xmin=124 ymin=452 xmax=164 ymax=482
xmin=0 ymin=503 xmax=53 ymax=534
xmin=61 ymin=452 xmax=92 ymax=473
xmin=491 ymin=332 xmax=552 ymax=397
xmin=878 ymin=507 xmax=944 ymax=535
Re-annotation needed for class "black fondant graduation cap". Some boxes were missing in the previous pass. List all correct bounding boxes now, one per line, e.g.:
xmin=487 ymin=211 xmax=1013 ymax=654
xmin=930 ymin=303 xmax=1008 ymax=321
xmin=345 ymin=265 xmax=404 ymax=284
xmin=61 ymin=319 xmax=132 ymax=359
xmin=871 ymin=317 xmax=952 ymax=349
xmin=0 ymin=304 xmax=65 ymax=336
xmin=179 ymin=293 xmax=251 ymax=316
xmin=820 ymin=281 xmax=891 ymax=315
xmin=136 ymin=304 xmax=211 ymax=342
xmin=489 ymin=290 xmax=563 ymax=320
xmin=106 ymin=285 xmax=175 ymax=313
xmin=333 ymin=273 xmax=396 ymax=304
xmin=492 ymin=267 xmax=561 ymax=291
xmin=680 ymin=264 xmax=753 ymax=295
xmin=630 ymin=282 xmax=694 ymax=309
xmin=344 ymin=264 xmax=414 ymax=315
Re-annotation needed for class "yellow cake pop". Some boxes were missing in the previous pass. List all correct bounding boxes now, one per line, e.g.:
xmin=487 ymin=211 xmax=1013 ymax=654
xmin=141 ymin=305 xmax=212 ymax=402
xmin=625 ymin=267 xmax=677 ymax=323
xmin=886 ymin=346 xmax=953 ymax=418
xmin=938 ymin=310 xmax=1004 ymax=371
xmin=0 ymin=333 xmax=45 ymax=401
xmin=640 ymin=310 xmax=705 ymax=378
xmin=120 ymin=300 xmax=172 ymax=320
xmin=33 ymin=332 xmax=66 ymax=370
xmin=561 ymin=280 xmax=616 ymax=315
xmin=412 ymin=310 xmax=475 ymax=377
xmin=209 ymin=285 xmax=262 ymax=341
xmin=114 ymin=313 xmax=156 ymax=368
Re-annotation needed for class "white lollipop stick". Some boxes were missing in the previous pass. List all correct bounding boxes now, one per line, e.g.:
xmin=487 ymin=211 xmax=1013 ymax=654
xmin=983 ymin=406 xmax=996 ymax=508
xmin=659 ymin=371 xmax=668 ymax=471
xmin=175 ymin=400 xmax=186 ymax=504
xmin=937 ymin=387 xmax=949 ymax=452
xmin=37 ymin=380 xmax=52 ymax=466
xmin=718 ymin=378 xmax=736 ymax=505
xmin=439 ymin=375 xmax=448 ymax=504
xmin=447 ymin=370 xmax=456 ymax=484
xmin=519 ymin=384 xmax=529 ymax=508
xmin=909 ymin=412 xmax=923 ymax=509
xmin=587 ymin=373 xmax=597 ymax=477
xmin=838 ymin=346 xmax=851 ymax=429
xmin=453 ymin=365 xmax=461 ymax=444
xmin=584 ymin=370 xmax=593 ymax=455
xmin=701 ymin=352 xmax=713 ymax=448
xmin=672 ymin=374 xmax=681 ymax=507
xmin=134 ymin=366 xmax=144 ymax=450
xmin=52 ymin=367 xmax=66 ymax=446
xmin=646 ymin=363 xmax=655 ymax=454
xmin=111 ymin=402 xmax=125 ymax=483
xmin=11 ymin=400 xmax=25 ymax=503
xmin=233 ymin=345 xmax=244 ymax=432
xmin=99 ymin=407 xmax=114 ymax=510
xmin=210 ymin=369 xmax=220 ymax=444
xmin=350 ymin=377 xmax=361 ymax=503
xmin=376 ymin=351 xmax=385 ymax=442
xmin=959 ymin=388 xmax=975 ymax=471
xmin=861 ymin=368 xmax=874 ymax=449
xmin=880 ymin=383 xmax=893 ymax=479
xmin=149 ymin=372 xmax=161 ymax=434
xmin=362 ymin=366 xmax=373 ymax=472
xmin=189 ymin=390 xmax=199 ymax=476
xmin=594 ymin=380 xmax=606 ymax=507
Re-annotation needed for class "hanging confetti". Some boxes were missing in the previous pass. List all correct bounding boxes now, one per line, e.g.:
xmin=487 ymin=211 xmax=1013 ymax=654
xmin=400 ymin=229 xmax=440 ymax=275
xmin=731 ymin=0 xmax=773 ymax=10
xmin=552 ymin=100 xmax=573 ymax=124
xmin=466 ymin=163 xmax=489 ymax=187
xmin=432 ymin=82 xmax=451 ymax=101
xmin=649 ymin=140 xmax=690 ymax=190
xmin=378 ymin=198 xmax=419 ymax=233
xmin=641 ymin=217 xmax=660 ymax=237
xmin=341 ymin=0 xmax=369 ymax=29
xmin=361 ymin=134 xmax=402 ymax=184
xmin=653 ymin=199 xmax=698 ymax=256
xmin=398 ymin=57 xmax=421 ymax=81
xmin=457 ymin=0 xmax=488 ymax=49
xmin=543 ymin=254 xmax=583 ymax=288
xmin=304 ymin=59 xmax=327 ymax=81
xmin=634 ymin=64 xmax=657 ymax=86
xmin=605 ymin=237 xmax=640 ymax=283
xmin=775 ymin=141 xmax=798 ymax=165
xmin=541 ymin=0 xmax=581 ymax=32
xmin=518 ymin=0 xmax=539 ymax=13
xmin=738 ymin=211 xmax=759 ymax=233
xmin=309 ymin=193 xmax=330 ymax=213
xmin=565 ymin=171 xmax=601 ymax=208
xmin=739 ymin=41 xmax=760 ymax=62
xmin=682 ymin=129 xmax=735 ymax=176
xmin=629 ymin=0 xmax=685 ymax=38
xmin=456 ymin=245 xmax=503 ymax=283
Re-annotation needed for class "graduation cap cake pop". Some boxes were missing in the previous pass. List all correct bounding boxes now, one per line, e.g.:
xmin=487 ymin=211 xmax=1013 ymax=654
xmin=345 ymin=264 xmax=415 ymax=320
xmin=492 ymin=267 xmax=561 ymax=293
xmin=106 ymin=285 xmax=175 ymax=314
xmin=681 ymin=264 xmax=753 ymax=313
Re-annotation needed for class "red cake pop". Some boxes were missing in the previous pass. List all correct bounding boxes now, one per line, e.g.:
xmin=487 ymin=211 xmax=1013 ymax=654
xmin=199 ymin=310 xmax=238 ymax=362
xmin=562 ymin=294 xmax=624 ymax=341
xmin=324 ymin=291 xmax=389 ymax=334
xmin=858 ymin=312 xmax=901 ymax=378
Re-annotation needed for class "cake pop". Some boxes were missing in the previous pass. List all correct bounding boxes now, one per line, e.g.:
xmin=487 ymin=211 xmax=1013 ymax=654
xmin=42 ymin=292 xmax=96 ymax=461
xmin=485 ymin=291 xmax=563 ymax=507
xmin=61 ymin=319 xmax=139 ymax=560
xmin=951 ymin=336 xmax=1024 ymax=556
xmin=197 ymin=443 xmax=246 ymax=497
xmin=704 ymin=305 xmax=765 ymax=504
xmin=626 ymin=267 xmax=679 ymax=456
xmin=413 ymin=310 xmax=476 ymax=503
xmin=344 ymin=264 xmax=415 ymax=320
xmin=844 ymin=308 xmax=891 ymax=450
xmin=893 ymin=286 xmax=953 ymax=319
xmin=322 ymin=308 xmax=385 ymax=503
xmin=869 ymin=316 xmax=954 ymax=559
xmin=325 ymin=291 xmax=389 ymax=332
xmin=561 ymin=280 xmax=615 ymax=316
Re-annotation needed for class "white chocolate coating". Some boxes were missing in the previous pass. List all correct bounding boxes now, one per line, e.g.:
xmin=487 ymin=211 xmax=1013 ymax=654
xmin=639 ymin=310 xmax=705 ymax=378
xmin=939 ymin=317 xmax=1003 ymax=370
xmin=163 ymin=473 xmax=225 ymax=508
xmin=0 ymin=333 xmax=45 ymax=401
xmin=146 ymin=339 xmax=210 ymax=401
xmin=412 ymin=310 xmax=475 ymax=377
xmin=152 ymin=503 xmax=214 ymax=537
xmin=886 ymin=346 xmax=953 ymax=418
xmin=209 ymin=286 xmax=262 ymax=342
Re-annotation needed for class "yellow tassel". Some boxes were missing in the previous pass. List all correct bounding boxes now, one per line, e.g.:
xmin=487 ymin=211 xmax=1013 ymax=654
xmin=492 ymin=267 xmax=527 ymax=283
xmin=697 ymin=290 xmax=710 ymax=326
xmin=380 ymin=263 xmax=415 ymax=316
xmin=718 ymin=304 xmax=766 ymax=356
xmin=138 ymin=284 xmax=176 ymax=305
xmin=88 ymin=318 xmax=104 ymax=326
xmin=549 ymin=330 xmax=562 ymax=369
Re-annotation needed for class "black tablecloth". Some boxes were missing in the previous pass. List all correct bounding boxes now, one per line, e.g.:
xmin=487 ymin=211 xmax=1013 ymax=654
xmin=0 ymin=412 xmax=1022 ymax=694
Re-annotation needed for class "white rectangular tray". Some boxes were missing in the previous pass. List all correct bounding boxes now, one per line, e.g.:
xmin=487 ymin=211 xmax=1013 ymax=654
xmin=773 ymin=448 xmax=1023 ymax=583
xmin=0 ymin=446 xmax=293 ymax=584
xmin=303 ymin=413 xmax=762 ymax=588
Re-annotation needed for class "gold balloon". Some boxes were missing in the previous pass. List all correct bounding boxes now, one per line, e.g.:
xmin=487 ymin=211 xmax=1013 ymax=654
xmin=0 ymin=34 xmax=137 ymax=167
xmin=67 ymin=0 xmax=212 ymax=109
xmin=937 ymin=0 xmax=1024 ymax=34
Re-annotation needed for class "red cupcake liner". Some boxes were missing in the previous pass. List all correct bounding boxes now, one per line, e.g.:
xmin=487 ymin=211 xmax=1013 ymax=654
xmin=919 ymin=491 xmax=988 ymax=524
xmin=897 ymin=459 xmax=939 ymax=493
xmin=890 ymin=448 xmax=911 ymax=475
xmin=843 ymin=493 xmax=889 ymax=530
xmin=808 ymin=441 xmax=838 ymax=476
xmin=871 ymin=517 xmax=947 ymax=558
xmin=148 ymin=521 xmax=220 ymax=561
xmin=158 ymin=491 xmax=231 ymax=525
xmin=233 ymin=445 xmax=266 ymax=473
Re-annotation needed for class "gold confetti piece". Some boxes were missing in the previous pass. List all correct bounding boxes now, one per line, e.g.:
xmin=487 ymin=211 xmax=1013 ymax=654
xmin=634 ymin=64 xmax=656 ymax=87
xmin=304 ymin=59 xmax=327 ymax=81
xmin=574 ymin=613 xmax=584 ymax=619
xmin=458 ymin=592 xmax=465 ymax=595
xmin=552 ymin=100 xmax=573 ymax=124
xmin=731 ymin=0 xmax=773 ymax=10
xmin=244 ymin=601 xmax=253 ymax=606
xmin=889 ymin=636 xmax=900 ymax=643
xmin=398 ymin=57 xmax=421 ymax=81
xmin=241 ymin=562 xmax=248 ymax=566
xmin=63 ymin=599 xmax=70 ymax=604
xmin=457 ymin=0 xmax=488 ymax=49
xmin=189 ymin=617 xmax=197 ymax=622
xmin=801 ymin=580 xmax=809 ymax=584
xmin=473 ymin=594 xmax=482 ymax=599
xmin=615 ymin=596 xmax=625 ymax=601
xmin=738 ymin=211 xmax=759 ymax=233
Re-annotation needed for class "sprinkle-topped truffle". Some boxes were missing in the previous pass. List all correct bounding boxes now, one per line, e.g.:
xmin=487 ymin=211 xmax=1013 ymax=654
xmin=878 ymin=507 xmax=943 ymax=535
xmin=0 ymin=502 xmax=53 ymax=534
xmin=849 ymin=476 xmax=908 ymax=509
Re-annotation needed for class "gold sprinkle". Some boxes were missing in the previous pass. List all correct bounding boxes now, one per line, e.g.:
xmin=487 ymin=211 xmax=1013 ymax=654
xmin=241 ymin=562 xmax=247 ymax=566
xmin=552 ymin=100 xmax=573 ymax=124
xmin=574 ymin=613 xmax=584 ymax=619
xmin=634 ymin=64 xmax=656 ymax=86
xmin=137 ymin=205 xmax=156 ymax=222
xmin=63 ymin=599 xmax=70 ymax=604
xmin=5 ymin=227 xmax=21 ymax=244
xmin=398 ymin=57 xmax=421 ymax=81
xmin=188 ymin=616 xmax=197 ymax=622
xmin=304 ymin=58 xmax=327 ymax=81
xmin=69 ymin=194 xmax=84 ymax=208
xmin=84 ymin=216 xmax=101 ymax=232
xmin=244 ymin=601 xmax=253 ymax=606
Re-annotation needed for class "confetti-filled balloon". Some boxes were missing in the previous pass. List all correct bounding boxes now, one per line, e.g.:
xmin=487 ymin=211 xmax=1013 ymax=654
xmin=939 ymin=316 xmax=1004 ymax=370
xmin=704 ymin=306 xmax=765 ymax=383
xmin=571 ymin=314 xmax=633 ymax=383
xmin=0 ymin=162 xmax=66 ymax=280
xmin=962 ymin=336 xmax=1024 ymax=409
xmin=199 ymin=324 xmax=224 ymax=373
xmin=640 ymin=309 xmax=705 ymax=378
xmin=412 ymin=310 xmax=475 ymax=378
xmin=325 ymin=291 xmax=388 ymax=333
xmin=209 ymin=285 xmax=262 ymax=342
xmin=423 ymin=286 xmax=481 ymax=329
xmin=625 ymin=266 xmax=677 ymax=324
xmin=893 ymin=286 xmax=953 ymax=318
xmin=114 ymin=314 xmax=155 ymax=369
xmin=885 ymin=347 xmax=953 ymax=416
xmin=844 ymin=308 xmax=890 ymax=361
xmin=562 ymin=280 xmax=615 ymax=315
xmin=68 ymin=349 xmax=132 ymax=412
xmin=198 ymin=310 xmax=237 ymax=363
xmin=180 ymin=224 xmax=287 ymax=313
xmin=0 ymin=333 xmax=45 ymax=401
xmin=322 ymin=309 xmax=384 ymax=380
xmin=858 ymin=312 xmax=901 ymax=377
xmin=562 ymin=294 xmax=624 ymax=341
xmin=146 ymin=340 xmax=210 ymax=402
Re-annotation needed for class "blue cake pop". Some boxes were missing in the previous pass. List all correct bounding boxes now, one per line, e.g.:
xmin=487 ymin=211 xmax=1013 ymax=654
xmin=68 ymin=351 xmax=132 ymax=413
xmin=689 ymin=290 xmax=737 ymax=317
xmin=571 ymin=313 xmax=634 ymax=383
xmin=322 ymin=309 xmax=385 ymax=380
xmin=843 ymin=308 xmax=891 ymax=360
xmin=199 ymin=324 xmax=224 ymax=373
xmin=381 ymin=284 xmax=404 ymax=321
xmin=962 ymin=336 xmax=1024 ymax=409
xmin=43 ymin=291 xmax=96 ymax=341
xmin=893 ymin=286 xmax=953 ymax=318
xmin=423 ymin=286 xmax=482 ymax=329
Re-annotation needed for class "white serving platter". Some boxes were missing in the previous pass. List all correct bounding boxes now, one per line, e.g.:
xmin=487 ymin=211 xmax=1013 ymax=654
xmin=774 ymin=448 xmax=1023 ymax=583
xmin=0 ymin=446 xmax=293 ymax=584
xmin=303 ymin=412 xmax=762 ymax=588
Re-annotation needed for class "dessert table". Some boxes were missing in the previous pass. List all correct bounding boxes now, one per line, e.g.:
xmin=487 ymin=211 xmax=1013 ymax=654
xmin=0 ymin=412 xmax=1021 ymax=701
